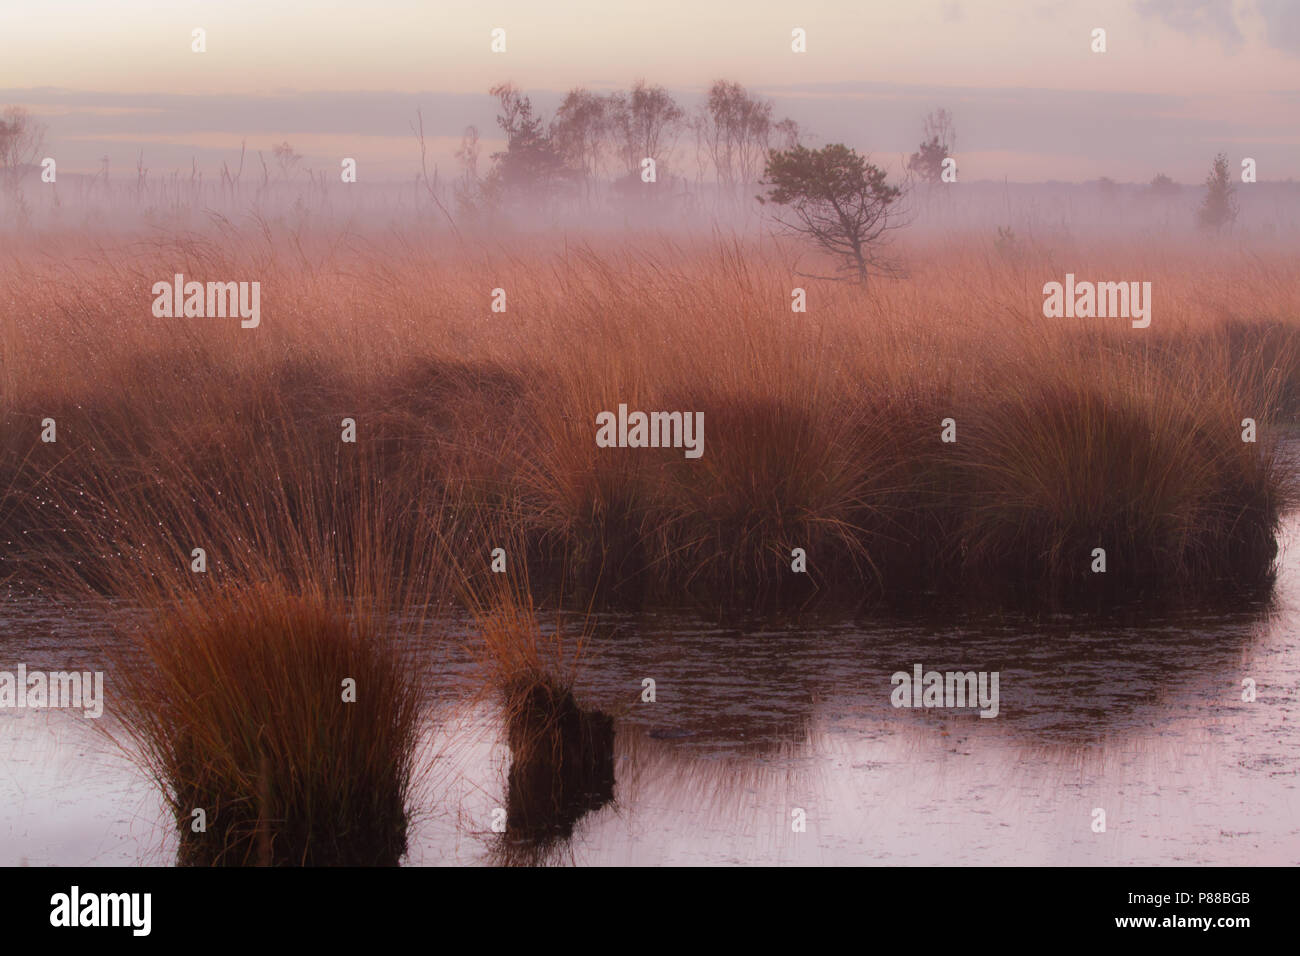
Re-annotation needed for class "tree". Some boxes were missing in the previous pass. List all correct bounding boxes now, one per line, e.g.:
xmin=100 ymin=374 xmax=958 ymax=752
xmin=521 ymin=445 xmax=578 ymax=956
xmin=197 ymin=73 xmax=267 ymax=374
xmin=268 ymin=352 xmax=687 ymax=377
xmin=1147 ymin=172 xmax=1180 ymax=199
xmin=609 ymin=80 xmax=684 ymax=179
xmin=271 ymin=141 xmax=302 ymax=180
xmin=453 ymin=125 xmax=484 ymax=217
xmin=0 ymin=106 xmax=47 ymax=192
xmin=483 ymin=83 xmax=576 ymax=209
xmin=411 ymin=109 xmax=460 ymax=235
xmin=760 ymin=143 xmax=906 ymax=284
xmin=697 ymin=80 xmax=786 ymax=194
xmin=1197 ymin=152 xmax=1238 ymax=232
xmin=907 ymin=108 xmax=954 ymax=184
xmin=772 ymin=117 xmax=800 ymax=151
xmin=551 ymin=88 xmax=615 ymax=199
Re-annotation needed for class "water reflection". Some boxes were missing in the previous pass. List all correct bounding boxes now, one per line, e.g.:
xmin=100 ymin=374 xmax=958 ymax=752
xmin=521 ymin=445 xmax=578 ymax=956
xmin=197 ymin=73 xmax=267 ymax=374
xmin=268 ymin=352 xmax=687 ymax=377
xmin=3 ymin=514 xmax=1299 ymax=865
xmin=490 ymin=679 xmax=615 ymax=865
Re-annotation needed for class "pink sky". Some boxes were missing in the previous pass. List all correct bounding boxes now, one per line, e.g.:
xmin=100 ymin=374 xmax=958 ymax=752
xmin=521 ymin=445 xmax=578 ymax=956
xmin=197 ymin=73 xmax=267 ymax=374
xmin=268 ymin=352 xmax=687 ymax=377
xmin=2 ymin=0 xmax=1297 ymax=181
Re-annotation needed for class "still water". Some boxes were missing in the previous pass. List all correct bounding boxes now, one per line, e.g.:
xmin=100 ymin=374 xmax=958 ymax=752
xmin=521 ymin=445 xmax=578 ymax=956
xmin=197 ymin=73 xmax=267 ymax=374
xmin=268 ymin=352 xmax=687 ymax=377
xmin=4 ymin=520 xmax=1299 ymax=866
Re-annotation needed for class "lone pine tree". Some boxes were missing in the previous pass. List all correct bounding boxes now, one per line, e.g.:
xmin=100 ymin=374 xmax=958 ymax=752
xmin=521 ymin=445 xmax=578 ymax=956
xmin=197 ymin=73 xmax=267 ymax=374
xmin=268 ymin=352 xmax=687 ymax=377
xmin=759 ymin=143 xmax=905 ymax=284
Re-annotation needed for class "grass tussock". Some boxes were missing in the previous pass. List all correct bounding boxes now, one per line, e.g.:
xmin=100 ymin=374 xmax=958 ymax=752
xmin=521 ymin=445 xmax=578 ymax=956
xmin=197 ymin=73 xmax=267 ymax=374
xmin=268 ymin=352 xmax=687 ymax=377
xmin=111 ymin=582 xmax=425 ymax=866
xmin=463 ymin=563 xmax=614 ymax=844
xmin=3 ymin=226 xmax=1298 ymax=608
xmin=3 ymin=224 xmax=1295 ymax=865
xmin=42 ymin=437 xmax=451 ymax=867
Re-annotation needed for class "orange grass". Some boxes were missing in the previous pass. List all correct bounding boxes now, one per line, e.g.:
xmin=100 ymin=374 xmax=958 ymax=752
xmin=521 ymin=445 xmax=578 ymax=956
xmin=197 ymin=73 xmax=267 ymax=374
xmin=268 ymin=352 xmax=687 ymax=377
xmin=109 ymin=581 xmax=425 ymax=866
xmin=3 ymin=225 xmax=1297 ymax=606
xmin=455 ymin=554 xmax=614 ymax=845
xmin=35 ymin=437 xmax=451 ymax=866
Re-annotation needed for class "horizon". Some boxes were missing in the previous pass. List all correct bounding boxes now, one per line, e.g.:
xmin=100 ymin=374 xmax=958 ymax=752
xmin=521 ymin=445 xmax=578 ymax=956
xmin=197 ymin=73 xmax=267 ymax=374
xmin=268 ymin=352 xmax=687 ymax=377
xmin=2 ymin=0 xmax=1298 ymax=182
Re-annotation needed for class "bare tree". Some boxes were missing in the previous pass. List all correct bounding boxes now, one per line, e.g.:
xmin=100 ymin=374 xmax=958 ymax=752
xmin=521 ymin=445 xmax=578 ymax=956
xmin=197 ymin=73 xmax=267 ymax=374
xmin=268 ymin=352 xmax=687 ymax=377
xmin=271 ymin=141 xmax=303 ymax=180
xmin=219 ymin=140 xmax=246 ymax=205
xmin=412 ymin=109 xmax=460 ymax=236
xmin=551 ymin=88 xmax=615 ymax=199
xmin=609 ymin=80 xmax=684 ymax=179
xmin=455 ymin=125 xmax=481 ymax=184
xmin=1146 ymin=172 xmax=1179 ymax=199
xmin=907 ymin=108 xmax=955 ymax=184
xmin=925 ymin=109 xmax=955 ymax=152
xmin=772 ymin=117 xmax=801 ymax=151
xmin=136 ymin=149 xmax=150 ymax=204
xmin=452 ymin=124 xmax=483 ymax=216
xmin=696 ymin=81 xmax=795 ymax=202
xmin=0 ymin=106 xmax=47 ymax=192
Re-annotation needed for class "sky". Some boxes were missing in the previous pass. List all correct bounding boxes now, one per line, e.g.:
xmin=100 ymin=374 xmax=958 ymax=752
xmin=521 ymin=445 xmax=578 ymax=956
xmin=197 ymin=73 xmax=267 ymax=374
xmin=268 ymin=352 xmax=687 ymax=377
xmin=0 ymin=0 xmax=1297 ymax=181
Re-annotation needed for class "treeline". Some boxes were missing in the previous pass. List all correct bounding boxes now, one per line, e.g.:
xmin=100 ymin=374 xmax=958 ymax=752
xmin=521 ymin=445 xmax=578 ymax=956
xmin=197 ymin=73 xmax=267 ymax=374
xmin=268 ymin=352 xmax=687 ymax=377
xmin=448 ymin=79 xmax=801 ymax=220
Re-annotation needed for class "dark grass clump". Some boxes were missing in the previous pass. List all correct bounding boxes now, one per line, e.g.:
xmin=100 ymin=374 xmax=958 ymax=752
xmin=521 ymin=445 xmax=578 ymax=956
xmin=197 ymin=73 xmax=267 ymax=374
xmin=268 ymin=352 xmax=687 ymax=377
xmin=112 ymin=583 xmax=424 ymax=866
xmin=464 ymin=570 xmax=616 ymax=853
xmin=502 ymin=673 xmax=615 ymax=842
xmin=953 ymin=358 xmax=1288 ymax=603
xmin=6 ymin=234 xmax=1298 ymax=612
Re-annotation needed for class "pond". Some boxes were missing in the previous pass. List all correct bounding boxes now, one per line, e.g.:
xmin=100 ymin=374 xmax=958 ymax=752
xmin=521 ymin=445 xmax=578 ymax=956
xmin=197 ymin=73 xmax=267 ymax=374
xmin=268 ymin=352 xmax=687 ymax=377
xmin=3 ymin=516 xmax=1298 ymax=866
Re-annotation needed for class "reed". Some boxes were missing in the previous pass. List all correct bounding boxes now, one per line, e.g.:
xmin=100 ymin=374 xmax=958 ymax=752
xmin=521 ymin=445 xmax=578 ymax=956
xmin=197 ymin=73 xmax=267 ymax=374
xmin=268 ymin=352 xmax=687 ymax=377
xmin=455 ymin=538 xmax=615 ymax=846
xmin=3 ymin=226 xmax=1296 ymax=608
xmin=32 ymin=436 xmax=449 ymax=866
xmin=110 ymin=581 xmax=424 ymax=866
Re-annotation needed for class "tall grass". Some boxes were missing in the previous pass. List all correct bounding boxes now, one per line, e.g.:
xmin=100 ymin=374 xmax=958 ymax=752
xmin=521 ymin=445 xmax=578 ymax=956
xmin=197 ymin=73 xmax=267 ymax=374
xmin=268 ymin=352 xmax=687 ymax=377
xmin=451 ymin=538 xmax=615 ymax=845
xmin=34 ymin=435 xmax=452 ymax=866
xmin=4 ymin=223 xmax=1294 ymax=863
xmin=111 ymin=581 xmax=424 ymax=866
xmin=3 ymin=225 xmax=1297 ymax=608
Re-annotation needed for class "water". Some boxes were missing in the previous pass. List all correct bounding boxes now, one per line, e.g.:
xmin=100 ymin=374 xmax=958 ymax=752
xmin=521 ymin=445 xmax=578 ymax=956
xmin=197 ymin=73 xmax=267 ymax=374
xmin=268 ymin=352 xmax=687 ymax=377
xmin=3 ymin=521 xmax=1299 ymax=866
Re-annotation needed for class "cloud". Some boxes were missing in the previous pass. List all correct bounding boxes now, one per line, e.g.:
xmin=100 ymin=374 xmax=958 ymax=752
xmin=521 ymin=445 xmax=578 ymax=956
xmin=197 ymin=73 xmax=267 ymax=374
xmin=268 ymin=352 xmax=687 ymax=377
xmin=1133 ymin=0 xmax=1246 ymax=53
xmin=0 ymin=88 xmax=497 ymax=139
xmin=1134 ymin=0 xmax=1300 ymax=57
xmin=1256 ymin=0 xmax=1300 ymax=55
